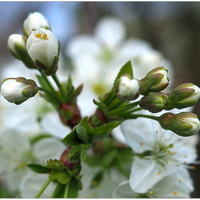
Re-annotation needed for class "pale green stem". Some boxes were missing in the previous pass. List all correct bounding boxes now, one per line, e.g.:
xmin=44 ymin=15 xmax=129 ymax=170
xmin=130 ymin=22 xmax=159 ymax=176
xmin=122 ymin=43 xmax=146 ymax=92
xmin=35 ymin=178 xmax=51 ymax=198
xmin=128 ymin=114 xmax=159 ymax=121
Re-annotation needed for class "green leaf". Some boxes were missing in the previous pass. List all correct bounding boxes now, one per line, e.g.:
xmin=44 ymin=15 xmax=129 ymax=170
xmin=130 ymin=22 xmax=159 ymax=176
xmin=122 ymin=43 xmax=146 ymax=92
xmin=90 ymin=120 xmax=121 ymax=141
xmin=49 ymin=170 xmax=71 ymax=184
xmin=28 ymin=164 xmax=51 ymax=174
xmin=76 ymin=117 xmax=92 ymax=144
xmin=64 ymin=177 xmax=82 ymax=198
xmin=102 ymin=61 xmax=133 ymax=106
xmin=90 ymin=170 xmax=104 ymax=189
xmin=102 ymin=149 xmax=117 ymax=167
xmin=112 ymin=61 xmax=133 ymax=90
xmin=62 ymin=128 xmax=83 ymax=146
xmin=51 ymin=183 xmax=65 ymax=198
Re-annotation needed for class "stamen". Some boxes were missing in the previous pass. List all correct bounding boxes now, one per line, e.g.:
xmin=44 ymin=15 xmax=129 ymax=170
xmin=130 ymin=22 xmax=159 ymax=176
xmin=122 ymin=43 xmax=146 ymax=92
xmin=173 ymin=192 xmax=178 ymax=195
xmin=35 ymin=33 xmax=41 ymax=38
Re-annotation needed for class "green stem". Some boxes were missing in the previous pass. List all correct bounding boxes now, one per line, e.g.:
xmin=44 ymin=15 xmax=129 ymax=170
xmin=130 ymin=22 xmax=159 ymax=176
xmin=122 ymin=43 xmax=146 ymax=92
xmin=38 ymin=70 xmax=62 ymax=103
xmin=38 ymin=87 xmax=60 ymax=103
xmin=127 ymin=114 xmax=159 ymax=121
xmin=51 ymin=74 xmax=61 ymax=89
xmin=35 ymin=178 xmax=51 ymax=198
xmin=64 ymin=183 xmax=69 ymax=198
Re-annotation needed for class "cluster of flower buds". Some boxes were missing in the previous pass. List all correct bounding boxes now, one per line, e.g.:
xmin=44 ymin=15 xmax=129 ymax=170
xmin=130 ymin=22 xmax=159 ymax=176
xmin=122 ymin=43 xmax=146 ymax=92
xmin=159 ymin=112 xmax=200 ymax=136
xmin=0 ymin=77 xmax=38 ymax=104
xmin=114 ymin=66 xmax=169 ymax=102
xmin=7 ymin=12 xmax=60 ymax=75
xmin=139 ymin=82 xmax=200 ymax=113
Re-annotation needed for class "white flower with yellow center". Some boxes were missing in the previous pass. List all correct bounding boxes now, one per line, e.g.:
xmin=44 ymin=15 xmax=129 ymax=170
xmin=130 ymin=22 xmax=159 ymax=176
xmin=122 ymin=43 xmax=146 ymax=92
xmin=120 ymin=116 xmax=198 ymax=193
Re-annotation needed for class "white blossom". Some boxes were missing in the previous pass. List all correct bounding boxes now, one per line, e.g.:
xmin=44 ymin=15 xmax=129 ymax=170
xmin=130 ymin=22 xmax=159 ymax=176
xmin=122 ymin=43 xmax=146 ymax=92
xmin=120 ymin=116 xmax=198 ymax=193
xmin=0 ymin=129 xmax=66 ymax=194
xmin=26 ymin=28 xmax=59 ymax=75
xmin=113 ymin=167 xmax=193 ymax=198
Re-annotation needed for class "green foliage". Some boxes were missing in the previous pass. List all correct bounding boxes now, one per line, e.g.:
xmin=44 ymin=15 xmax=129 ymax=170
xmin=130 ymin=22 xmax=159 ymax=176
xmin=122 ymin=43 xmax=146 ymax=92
xmin=28 ymin=164 xmax=51 ymax=173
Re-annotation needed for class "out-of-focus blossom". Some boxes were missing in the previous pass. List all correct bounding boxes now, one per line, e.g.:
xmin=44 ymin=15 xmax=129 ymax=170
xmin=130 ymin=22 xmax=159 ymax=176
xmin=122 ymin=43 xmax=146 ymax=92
xmin=78 ymin=163 xmax=127 ymax=198
xmin=0 ymin=129 xmax=66 ymax=195
xmin=66 ymin=17 xmax=173 ymax=117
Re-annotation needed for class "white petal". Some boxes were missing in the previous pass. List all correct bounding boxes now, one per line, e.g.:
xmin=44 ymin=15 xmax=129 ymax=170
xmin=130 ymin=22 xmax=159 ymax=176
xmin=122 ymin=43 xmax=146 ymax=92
xmin=33 ymin=137 xmax=66 ymax=161
xmin=41 ymin=112 xmax=71 ymax=138
xmin=153 ymin=167 xmax=193 ymax=197
xmin=19 ymin=171 xmax=56 ymax=198
xmin=95 ymin=17 xmax=125 ymax=48
xmin=113 ymin=181 xmax=137 ymax=198
xmin=121 ymin=118 xmax=155 ymax=153
xmin=66 ymin=35 xmax=101 ymax=59
xmin=129 ymin=157 xmax=172 ymax=193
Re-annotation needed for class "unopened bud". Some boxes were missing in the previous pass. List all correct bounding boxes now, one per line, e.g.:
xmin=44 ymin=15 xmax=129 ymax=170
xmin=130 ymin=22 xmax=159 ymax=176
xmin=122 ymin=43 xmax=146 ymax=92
xmin=59 ymin=103 xmax=81 ymax=129
xmin=1 ymin=77 xmax=38 ymax=105
xmin=7 ymin=34 xmax=36 ymax=69
xmin=8 ymin=34 xmax=26 ymax=59
xmin=115 ymin=75 xmax=140 ymax=101
xmin=23 ymin=12 xmax=51 ymax=37
xmin=170 ymin=83 xmax=200 ymax=109
xmin=159 ymin=112 xmax=200 ymax=136
xmin=139 ymin=66 xmax=169 ymax=95
xmin=26 ymin=28 xmax=60 ymax=75
xmin=139 ymin=92 xmax=168 ymax=113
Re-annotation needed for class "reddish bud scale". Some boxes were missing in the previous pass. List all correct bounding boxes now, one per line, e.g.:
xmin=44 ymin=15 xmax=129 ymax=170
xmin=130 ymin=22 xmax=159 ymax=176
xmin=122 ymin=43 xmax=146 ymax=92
xmin=60 ymin=147 xmax=79 ymax=170
xmin=59 ymin=103 xmax=81 ymax=129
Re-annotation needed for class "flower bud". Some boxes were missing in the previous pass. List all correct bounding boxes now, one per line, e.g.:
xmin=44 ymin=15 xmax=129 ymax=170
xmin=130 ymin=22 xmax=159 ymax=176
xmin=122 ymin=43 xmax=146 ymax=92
xmin=139 ymin=66 xmax=169 ymax=95
xmin=59 ymin=103 xmax=81 ymax=129
xmin=1 ymin=77 xmax=38 ymax=105
xmin=159 ymin=112 xmax=200 ymax=136
xmin=26 ymin=28 xmax=60 ymax=76
xmin=7 ymin=34 xmax=36 ymax=69
xmin=7 ymin=34 xmax=26 ymax=59
xmin=139 ymin=92 xmax=168 ymax=113
xmin=23 ymin=12 xmax=51 ymax=37
xmin=115 ymin=75 xmax=140 ymax=101
xmin=170 ymin=83 xmax=200 ymax=109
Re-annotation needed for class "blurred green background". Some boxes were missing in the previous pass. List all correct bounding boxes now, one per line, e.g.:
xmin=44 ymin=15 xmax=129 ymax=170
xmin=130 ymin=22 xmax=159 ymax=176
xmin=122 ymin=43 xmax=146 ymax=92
xmin=0 ymin=2 xmax=200 ymax=197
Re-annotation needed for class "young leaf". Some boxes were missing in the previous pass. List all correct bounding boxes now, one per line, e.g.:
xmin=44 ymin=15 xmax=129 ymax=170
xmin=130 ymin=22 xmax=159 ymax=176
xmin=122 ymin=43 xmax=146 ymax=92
xmin=28 ymin=164 xmax=51 ymax=174
xmin=64 ymin=177 xmax=82 ymax=198
xmin=49 ymin=170 xmax=71 ymax=184
xmin=90 ymin=170 xmax=104 ymax=188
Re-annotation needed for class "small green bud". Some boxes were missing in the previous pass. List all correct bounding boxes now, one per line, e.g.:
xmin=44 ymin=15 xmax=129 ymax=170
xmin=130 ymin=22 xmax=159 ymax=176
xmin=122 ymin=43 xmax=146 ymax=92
xmin=115 ymin=74 xmax=140 ymax=101
xmin=159 ymin=112 xmax=200 ymax=136
xmin=170 ymin=83 xmax=200 ymax=109
xmin=0 ymin=77 xmax=38 ymax=105
xmin=139 ymin=66 xmax=169 ymax=95
xmin=139 ymin=92 xmax=168 ymax=113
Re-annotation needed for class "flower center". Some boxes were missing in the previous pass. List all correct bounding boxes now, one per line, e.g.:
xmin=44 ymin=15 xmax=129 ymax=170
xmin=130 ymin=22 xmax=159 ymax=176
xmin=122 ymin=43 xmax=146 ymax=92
xmin=35 ymin=33 xmax=48 ymax=40
xmin=151 ymin=142 xmax=177 ymax=168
